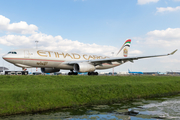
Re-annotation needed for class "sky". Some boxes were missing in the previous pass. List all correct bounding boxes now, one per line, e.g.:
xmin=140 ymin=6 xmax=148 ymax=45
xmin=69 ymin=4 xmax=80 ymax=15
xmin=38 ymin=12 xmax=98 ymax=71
xmin=0 ymin=0 xmax=180 ymax=73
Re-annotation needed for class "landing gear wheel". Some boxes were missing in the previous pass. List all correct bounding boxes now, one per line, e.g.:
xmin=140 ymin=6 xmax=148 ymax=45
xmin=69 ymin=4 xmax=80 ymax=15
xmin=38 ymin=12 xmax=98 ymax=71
xmin=68 ymin=72 xmax=72 ymax=75
xmin=68 ymin=71 xmax=78 ymax=75
xmin=88 ymin=72 xmax=98 ymax=76
xmin=88 ymin=72 xmax=92 ymax=75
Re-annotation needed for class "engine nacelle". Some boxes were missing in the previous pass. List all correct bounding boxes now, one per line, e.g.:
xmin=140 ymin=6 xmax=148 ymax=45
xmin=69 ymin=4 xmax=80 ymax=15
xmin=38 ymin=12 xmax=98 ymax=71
xmin=74 ymin=63 xmax=95 ymax=72
xmin=41 ymin=68 xmax=60 ymax=73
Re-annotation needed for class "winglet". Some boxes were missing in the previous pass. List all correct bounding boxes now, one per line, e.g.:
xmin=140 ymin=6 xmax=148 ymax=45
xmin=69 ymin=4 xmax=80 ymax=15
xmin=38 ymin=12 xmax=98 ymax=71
xmin=169 ymin=49 xmax=178 ymax=55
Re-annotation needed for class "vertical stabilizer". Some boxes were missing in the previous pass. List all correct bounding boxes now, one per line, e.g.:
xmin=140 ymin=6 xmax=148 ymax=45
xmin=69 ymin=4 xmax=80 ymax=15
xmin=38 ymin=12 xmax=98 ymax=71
xmin=116 ymin=39 xmax=131 ymax=57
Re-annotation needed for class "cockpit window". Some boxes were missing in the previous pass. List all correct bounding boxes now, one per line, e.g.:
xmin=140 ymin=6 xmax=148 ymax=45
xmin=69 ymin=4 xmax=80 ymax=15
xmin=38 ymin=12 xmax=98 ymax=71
xmin=8 ymin=51 xmax=17 ymax=54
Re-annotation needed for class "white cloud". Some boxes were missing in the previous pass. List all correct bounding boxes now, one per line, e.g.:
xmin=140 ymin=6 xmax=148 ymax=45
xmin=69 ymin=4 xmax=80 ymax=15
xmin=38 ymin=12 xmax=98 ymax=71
xmin=160 ymin=58 xmax=180 ymax=63
xmin=147 ymin=28 xmax=180 ymax=40
xmin=133 ymin=28 xmax=180 ymax=53
xmin=0 ymin=15 xmax=38 ymax=34
xmin=0 ymin=33 xmax=120 ymax=56
xmin=156 ymin=6 xmax=180 ymax=13
xmin=130 ymin=28 xmax=179 ymax=71
xmin=129 ymin=50 xmax=143 ymax=55
xmin=147 ymin=28 xmax=180 ymax=39
xmin=0 ymin=32 xmax=144 ymax=57
xmin=0 ymin=15 xmax=143 ymax=57
xmin=137 ymin=0 xmax=159 ymax=5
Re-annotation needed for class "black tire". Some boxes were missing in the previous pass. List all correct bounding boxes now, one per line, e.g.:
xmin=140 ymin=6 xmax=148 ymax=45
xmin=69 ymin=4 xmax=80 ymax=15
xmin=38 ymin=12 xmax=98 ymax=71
xmin=88 ymin=72 xmax=91 ymax=75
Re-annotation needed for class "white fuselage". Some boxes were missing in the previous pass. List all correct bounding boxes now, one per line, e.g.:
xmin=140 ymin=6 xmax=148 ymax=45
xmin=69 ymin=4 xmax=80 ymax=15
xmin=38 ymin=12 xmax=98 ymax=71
xmin=2 ymin=49 xmax=121 ymax=70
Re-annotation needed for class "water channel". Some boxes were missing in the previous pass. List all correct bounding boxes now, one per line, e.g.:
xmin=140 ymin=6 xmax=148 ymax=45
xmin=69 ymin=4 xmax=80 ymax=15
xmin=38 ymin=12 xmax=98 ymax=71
xmin=2 ymin=94 xmax=180 ymax=120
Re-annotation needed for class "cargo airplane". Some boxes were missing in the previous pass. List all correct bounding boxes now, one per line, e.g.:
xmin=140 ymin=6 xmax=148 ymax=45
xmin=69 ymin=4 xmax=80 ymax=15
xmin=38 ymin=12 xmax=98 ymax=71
xmin=2 ymin=39 xmax=177 ymax=75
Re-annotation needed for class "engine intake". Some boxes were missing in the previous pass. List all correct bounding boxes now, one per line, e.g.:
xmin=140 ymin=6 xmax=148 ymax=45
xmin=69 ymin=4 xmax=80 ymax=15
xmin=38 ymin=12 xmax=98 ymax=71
xmin=41 ymin=68 xmax=60 ymax=73
xmin=74 ymin=63 xmax=95 ymax=72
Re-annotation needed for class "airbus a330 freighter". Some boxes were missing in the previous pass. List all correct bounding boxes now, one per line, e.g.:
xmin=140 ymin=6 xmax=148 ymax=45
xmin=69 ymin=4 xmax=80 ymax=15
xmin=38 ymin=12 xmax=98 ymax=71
xmin=2 ymin=39 xmax=177 ymax=75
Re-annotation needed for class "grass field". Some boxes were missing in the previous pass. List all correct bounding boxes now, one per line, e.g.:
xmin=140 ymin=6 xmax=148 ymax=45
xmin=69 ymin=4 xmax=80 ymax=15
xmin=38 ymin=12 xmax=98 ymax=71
xmin=0 ymin=75 xmax=180 ymax=116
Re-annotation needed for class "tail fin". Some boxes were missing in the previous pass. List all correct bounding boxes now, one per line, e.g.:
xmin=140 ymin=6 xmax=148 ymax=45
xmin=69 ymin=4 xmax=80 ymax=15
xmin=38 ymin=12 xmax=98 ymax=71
xmin=116 ymin=39 xmax=131 ymax=57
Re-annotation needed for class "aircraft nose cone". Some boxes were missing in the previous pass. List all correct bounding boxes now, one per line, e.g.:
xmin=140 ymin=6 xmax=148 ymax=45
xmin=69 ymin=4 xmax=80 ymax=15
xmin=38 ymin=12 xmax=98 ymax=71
xmin=2 ymin=55 xmax=6 ymax=59
xmin=2 ymin=54 xmax=8 ymax=60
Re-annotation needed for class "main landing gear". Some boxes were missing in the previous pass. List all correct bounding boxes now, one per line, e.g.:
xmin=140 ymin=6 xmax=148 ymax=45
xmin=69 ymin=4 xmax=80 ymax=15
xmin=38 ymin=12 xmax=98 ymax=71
xmin=68 ymin=70 xmax=78 ymax=75
xmin=68 ymin=70 xmax=99 ymax=76
xmin=88 ymin=72 xmax=98 ymax=76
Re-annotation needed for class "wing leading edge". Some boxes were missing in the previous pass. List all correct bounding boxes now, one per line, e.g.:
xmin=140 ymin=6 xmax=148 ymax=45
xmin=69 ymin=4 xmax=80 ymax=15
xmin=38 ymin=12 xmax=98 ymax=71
xmin=64 ymin=49 xmax=178 ymax=65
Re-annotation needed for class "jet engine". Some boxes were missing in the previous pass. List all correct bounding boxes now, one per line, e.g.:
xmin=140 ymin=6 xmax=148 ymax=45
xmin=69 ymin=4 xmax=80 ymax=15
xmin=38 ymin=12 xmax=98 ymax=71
xmin=74 ymin=62 xmax=95 ymax=72
xmin=41 ymin=68 xmax=60 ymax=73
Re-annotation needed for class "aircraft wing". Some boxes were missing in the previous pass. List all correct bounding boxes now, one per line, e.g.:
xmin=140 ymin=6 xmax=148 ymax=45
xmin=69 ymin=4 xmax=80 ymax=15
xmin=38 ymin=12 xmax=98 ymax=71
xmin=64 ymin=49 xmax=178 ymax=65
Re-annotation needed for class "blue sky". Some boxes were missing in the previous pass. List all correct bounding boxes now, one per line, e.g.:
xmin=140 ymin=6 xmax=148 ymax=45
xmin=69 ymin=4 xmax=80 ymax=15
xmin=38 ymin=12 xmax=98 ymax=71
xmin=0 ymin=0 xmax=180 ymax=73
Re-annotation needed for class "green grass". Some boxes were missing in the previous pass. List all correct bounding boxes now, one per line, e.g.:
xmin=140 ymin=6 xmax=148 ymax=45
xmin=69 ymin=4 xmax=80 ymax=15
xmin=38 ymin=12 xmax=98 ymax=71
xmin=0 ymin=75 xmax=180 ymax=116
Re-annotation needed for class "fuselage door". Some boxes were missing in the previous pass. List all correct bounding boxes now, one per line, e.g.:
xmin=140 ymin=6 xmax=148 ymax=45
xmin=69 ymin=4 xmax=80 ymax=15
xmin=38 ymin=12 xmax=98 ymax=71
xmin=24 ymin=50 xmax=29 ymax=58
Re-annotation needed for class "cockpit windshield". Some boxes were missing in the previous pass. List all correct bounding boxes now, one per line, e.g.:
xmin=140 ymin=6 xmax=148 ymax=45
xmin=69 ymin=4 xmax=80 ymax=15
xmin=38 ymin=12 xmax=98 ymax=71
xmin=8 ymin=51 xmax=17 ymax=54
